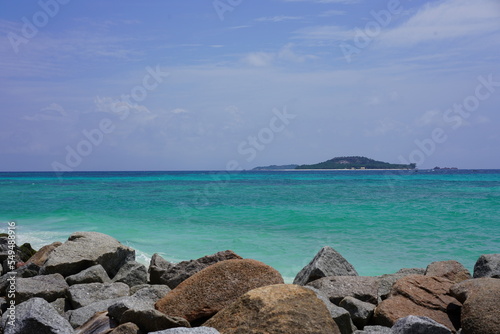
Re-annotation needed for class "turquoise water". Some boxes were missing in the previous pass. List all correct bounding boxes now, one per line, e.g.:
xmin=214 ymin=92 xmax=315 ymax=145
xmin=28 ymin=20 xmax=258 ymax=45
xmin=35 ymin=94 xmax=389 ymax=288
xmin=0 ymin=170 xmax=499 ymax=282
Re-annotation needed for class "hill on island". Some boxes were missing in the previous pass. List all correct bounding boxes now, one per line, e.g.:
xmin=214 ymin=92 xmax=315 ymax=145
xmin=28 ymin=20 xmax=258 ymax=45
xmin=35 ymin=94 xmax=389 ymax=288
xmin=295 ymin=156 xmax=416 ymax=170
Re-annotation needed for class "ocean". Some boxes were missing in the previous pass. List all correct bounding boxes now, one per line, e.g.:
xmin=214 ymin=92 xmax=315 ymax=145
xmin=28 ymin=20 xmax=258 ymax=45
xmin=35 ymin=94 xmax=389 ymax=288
xmin=0 ymin=170 xmax=499 ymax=282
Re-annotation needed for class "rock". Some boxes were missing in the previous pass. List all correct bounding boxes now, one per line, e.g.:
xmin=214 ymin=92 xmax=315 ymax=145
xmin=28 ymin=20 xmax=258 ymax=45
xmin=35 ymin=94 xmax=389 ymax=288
xmin=461 ymin=281 xmax=500 ymax=334
xmin=307 ymin=276 xmax=380 ymax=305
xmin=67 ymin=297 xmax=127 ymax=328
xmin=373 ymin=275 xmax=461 ymax=331
xmin=151 ymin=250 xmax=242 ymax=288
xmin=112 ymin=260 xmax=148 ymax=287
xmin=132 ymin=284 xmax=171 ymax=300
xmin=450 ymin=277 xmax=500 ymax=303
xmin=0 ymin=265 xmax=40 ymax=296
xmin=41 ymin=231 xmax=135 ymax=277
xmin=473 ymin=254 xmax=500 ymax=278
xmin=121 ymin=309 xmax=190 ymax=332
xmin=425 ymin=260 xmax=471 ymax=283
xmin=74 ymin=311 xmax=117 ymax=334
xmin=306 ymin=286 xmax=357 ymax=334
xmin=0 ymin=297 xmax=74 ymax=334
xmin=68 ymin=282 xmax=130 ymax=308
xmin=155 ymin=259 xmax=283 ymax=323
xmin=204 ymin=284 xmax=340 ymax=334
xmin=378 ymin=268 xmax=426 ymax=300
xmin=25 ymin=241 xmax=62 ymax=267
xmin=50 ymin=298 xmax=68 ymax=316
xmin=294 ymin=246 xmax=358 ymax=285
xmin=149 ymin=253 xmax=174 ymax=284
xmin=339 ymin=296 xmax=375 ymax=329
xmin=354 ymin=325 xmax=392 ymax=333
xmin=66 ymin=264 xmax=112 ymax=285
xmin=396 ymin=268 xmax=426 ymax=275
xmin=392 ymin=315 xmax=452 ymax=334
xmin=109 ymin=322 xmax=141 ymax=334
xmin=14 ymin=273 xmax=68 ymax=303
xmin=150 ymin=328 xmax=220 ymax=334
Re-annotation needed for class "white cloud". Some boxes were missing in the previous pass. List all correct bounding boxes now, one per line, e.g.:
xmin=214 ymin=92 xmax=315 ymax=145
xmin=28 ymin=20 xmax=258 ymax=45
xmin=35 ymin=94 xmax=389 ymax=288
xmin=292 ymin=25 xmax=353 ymax=40
xmin=319 ymin=10 xmax=347 ymax=17
xmin=380 ymin=0 xmax=500 ymax=46
xmin=242 ymin=44 xmax=317 ymax=67
xmin=171 ymin=108 xmax=188 ymax=114
xmin=243 ymin=52 xmax=275 ymax=67
xmin=256 ymin=16 xmax=302 ymax=22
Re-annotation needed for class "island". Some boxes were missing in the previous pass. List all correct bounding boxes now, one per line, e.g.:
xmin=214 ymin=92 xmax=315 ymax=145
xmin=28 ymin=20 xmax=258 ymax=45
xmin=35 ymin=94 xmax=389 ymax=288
xmin=253 ymin=156 xmax=416 ymax=170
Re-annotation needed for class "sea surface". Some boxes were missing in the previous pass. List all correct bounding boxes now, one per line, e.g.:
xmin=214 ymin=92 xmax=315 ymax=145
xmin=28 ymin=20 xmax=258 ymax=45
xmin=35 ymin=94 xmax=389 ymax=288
xmin=0 ymin=170 xmax=499 ymax=282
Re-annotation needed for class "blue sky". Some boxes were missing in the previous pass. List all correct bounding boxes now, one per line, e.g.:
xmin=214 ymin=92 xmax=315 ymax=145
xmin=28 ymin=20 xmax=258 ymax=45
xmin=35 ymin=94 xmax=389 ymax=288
xmin=1 ymin=0 xmax=499 ymax=171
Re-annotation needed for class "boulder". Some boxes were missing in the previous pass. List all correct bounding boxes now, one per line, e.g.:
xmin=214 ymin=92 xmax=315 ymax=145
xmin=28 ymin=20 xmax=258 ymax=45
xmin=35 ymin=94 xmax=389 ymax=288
xmin=50 ymin=298 xmax=68 ymax=316
xmin=66 ymin=264 xmax=111 ymax=285
xmin=307 ymin=276 xmax=380 ymax=305
xmin=0 ymin=297 xmax=74 ymax=334
xmin=112 ymin=260 xmax=148 ymax=287
xmin=67 ymin=297 xmax=127 ymax=328
xmin=392 ymin=315 xmax=452 ymax=334
xmin=0 ymin=264 xmax=39 ymax=295
xmin=74 ymin=311 xmax=117 ymax=334
xmin=450 ymin=277 xmax=500 ymax=303
xmin=155 ymin=259 xmax=283 ymax=323
xmin=373 ymin=275 xmax=461 ymax=331
xmin=396 ymin=268 xmax=426 ymax=275
xmin=121 ymin=309 xmax=190 ymax=332
xmin=425 ymin=260 xmax=471 ymax=283
xmin=294 ymin=246 xmax=358 ymax=286
xmin=41 ymin=231 xmax=135 ymax=277
xmin=68 ymin=282 xmax=130 ymax=308
xmin=461 ymin=281 xmax=500 ymax=334
xmin=354 ymin=325 xmax=392 ymax=333
xmin=150 ymin=250 xmax=242 ymax=288
xmin=109 ymin=322 xmax=141 ymax=334
xmin=339 ymin=296 xmax=375 ymax=329
xmin=306 ymin=286 xmax=357 ymax=334
xmin=473 ymin=254 xmax=500 ymax=278
xmin=204 ymin=284 xmax=340 ymax=334
xmin=25 ymin=241 xmax=62 ymax=267
xmin=150 ymin=328 xmax=220 ymax=334
xmin=14 ymin=273 xmax=68 ymax=303
xmin=149 ymin=253 xmax=174 ymax=284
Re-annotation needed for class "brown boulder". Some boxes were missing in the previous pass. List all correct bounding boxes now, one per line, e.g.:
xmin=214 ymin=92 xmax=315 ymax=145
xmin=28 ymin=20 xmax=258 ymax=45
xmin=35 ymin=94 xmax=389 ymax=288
xmin=461 ymin=280 xmax=500 ymax=334
xmin=425 ymin=260 xmax=471 ymax=283
xmin=25 ymin=241 xmax=62 ymax=267
xmin=450 ymin=278 xmax=500 ymax=304
xmin=155 ymin=259 xmax=284 ymax=323
xmin=373 ymin=275 xmax=461 ymax=332
xmin=204 ymin=284 xmax=341 ymax=334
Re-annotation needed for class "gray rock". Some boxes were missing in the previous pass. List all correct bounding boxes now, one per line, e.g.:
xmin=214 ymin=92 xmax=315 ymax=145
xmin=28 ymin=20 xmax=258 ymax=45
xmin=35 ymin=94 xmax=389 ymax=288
xmin=354 ymin=325 xmax=392 ymax=334
xmin=68 ymin=282 xmax=130 ymax=308
xmin=151 ymin=250 xmax=242 ymax=288
xmin=15 ymin=273 xmax=68 ymax=303
xmin=377 ymin=268 xmax=425 ymax=301
xmin=339 ymin=296 xmax=376 ymax=329
xmin=294 ymin=246 xmax=358 ymax=286
xmin=307 ymin=276 xmax=380 ymax=305
xmin=41 ymin=231 xmax=135 ymax=277
xmin=473 ymin=254 xmax=500 ymax=278
xmin=120 ymin=308 xmax=190 ymax=332
xmin=66 ymin=264 xmax=111 ymax=285
xmin=306 ymin=286 xmax=357 ymax=334
xmin=112 ymin=260 xmax=148 ymax=287
xmin=108 ymin=284 xmax=170 ymax=323
xmin=0 ymin=297 xmax=74 ymax=334
xmin=149 ymin=253 xmax=174 ymax=284
xmin=50 ymin=298 xmax=68 ymax=316
xmin=150 ymin=328 xmax=221 ymax=334
xmin=0 ymin=264 xmax=40 ymax=295
xmin=392 ymin=315 xmax=452 ymax=334
xmin=67 ymin=296 xmax=127 ymax=328
xmin=396 ymin=268 xmax=425 ymax=275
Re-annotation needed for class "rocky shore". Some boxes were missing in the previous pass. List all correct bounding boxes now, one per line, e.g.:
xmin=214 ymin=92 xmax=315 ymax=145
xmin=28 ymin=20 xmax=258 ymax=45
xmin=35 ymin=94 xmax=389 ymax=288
xmin=0 ymin=231 xmax=498 ymax=334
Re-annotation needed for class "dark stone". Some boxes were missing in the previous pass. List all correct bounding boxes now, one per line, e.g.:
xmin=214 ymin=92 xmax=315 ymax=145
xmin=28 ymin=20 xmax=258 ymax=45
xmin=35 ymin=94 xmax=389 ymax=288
xmin=121 ymin=309 xmax=190 ymax=332
xmin=73 ymin=311 xmax=118 ymax=334
xmin=473 ymin=254 xmax=500 ymax=278
xmin=68 ymin=282 xmax=130 ymax=308
xmin=112 ymin=261 xmax=148 ymax=287
xmin=294 ymin=246 xmax=358 ymax=286
xmin=15 ymin=273 xmax=68 ymax=304
xmin=339 ymin=296 xmax=375 ymax=329
xmin=392 ymin=315 xmax=452 ymax=334
xmin=110 ymin=322 xmax=142 ymax=334
xmin=0 ymin=297 xmax=74 ymax=334
xmin=354 ymin=325 xmax=392 ymax=334
xmin=148 ymin=253 xmax=173 ymax=285
xmin=66 ymin=264 xmax=111 ymax=285
xmin=67 ymin=297 xmax=127 ymax=328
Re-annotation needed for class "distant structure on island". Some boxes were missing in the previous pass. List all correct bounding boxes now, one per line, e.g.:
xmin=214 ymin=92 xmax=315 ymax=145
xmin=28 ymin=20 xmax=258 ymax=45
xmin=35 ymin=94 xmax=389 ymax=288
xmin=254 ymin=156 xmax=416 ymax=170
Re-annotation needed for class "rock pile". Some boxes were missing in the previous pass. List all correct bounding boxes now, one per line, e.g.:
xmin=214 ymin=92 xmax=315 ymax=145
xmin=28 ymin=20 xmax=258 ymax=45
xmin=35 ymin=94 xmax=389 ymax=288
xmin=0 ymin=232 xmax=498 ymax=334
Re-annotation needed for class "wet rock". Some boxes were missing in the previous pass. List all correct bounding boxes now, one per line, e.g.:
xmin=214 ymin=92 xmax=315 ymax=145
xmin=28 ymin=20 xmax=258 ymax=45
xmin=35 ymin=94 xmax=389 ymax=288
xmin=294 ymin=246 xmax=358 ymax=286
xmin=66 ymin=264 xmax=111 ymax=285
xmin=425 ymin=260 xmax=471 ymax=283
xmin=204 ymin=284 xmax=340 ymax=334
xmin=473 ymin=254 xmax=500 ymax=278
xmin=155 ymin=259 xmax=283 ymax=323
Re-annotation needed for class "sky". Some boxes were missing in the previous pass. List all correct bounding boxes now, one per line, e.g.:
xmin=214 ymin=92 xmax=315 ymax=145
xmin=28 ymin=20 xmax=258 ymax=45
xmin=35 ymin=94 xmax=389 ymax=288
xmin=0 ymin=0 xmax=499 ymax=171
